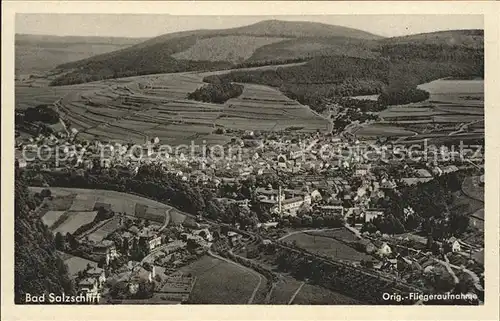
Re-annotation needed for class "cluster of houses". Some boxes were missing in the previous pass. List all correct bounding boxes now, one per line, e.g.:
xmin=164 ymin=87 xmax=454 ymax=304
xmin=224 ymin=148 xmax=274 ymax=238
xmin=69 ymin=218 xmax=216 ymax=301
xmin=76 ymin=266 xmax=107 ymax=299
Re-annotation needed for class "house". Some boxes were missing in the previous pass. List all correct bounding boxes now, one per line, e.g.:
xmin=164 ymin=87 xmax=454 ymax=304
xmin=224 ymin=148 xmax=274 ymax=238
xmin=227 ymin=231 xmax=242 ymax=245
xmin=279 ymin=196 xmax=305 ymax=216
xmin=129 ymin=265 xmax=155 ymax=293
xmin=416 ymin=168 xmax=433 ymax=178
xmin=310 ymin=190 xmax=322 ymax=202
xmin=289 ymin=145 xmax=304 ymax=160
xmin=277 ymin=154 xmax=287 ymax=168
xmin=377 ymin=242 xmax=392 ymax=257
xmin=193 ymin=229 xmax=213 ymax=242
xmin=444 ymin=237 xmax=461 ymax=253
xmin=93 ymin=240 xmax=118 ymax=262
xmin=380 ymin=258 xmax=398 ymax=271
xmin=355 ymin=164 xmax=371 ymax=177
xmin=364 ymin=209 xmax=384 ymax=223
xmin=261 ymin=239 xmax=272 ymax=246
xmin=77 ymin=277 xmax=99 ymax=295
xmin=257 ymin=222 xmax=279 ymax=229
xmin=432 ymin=167 xmax=443 ymax=176
xmin=139 ymin=228 xmax=162 ymax=251
xmin=380 ymin=179 xmax=396 ymax=190
xmin=443 ymin=165 xmax=459 ymax=174
xmin=318 ymin=205 xmax=344 ymax=217
xmin=86 ymin=267 xmax=106 ymax=287
xmin=16 ymin=158 xmax=27 ymax=168
xmin=256 ymin=186 xmax=284 ymax=202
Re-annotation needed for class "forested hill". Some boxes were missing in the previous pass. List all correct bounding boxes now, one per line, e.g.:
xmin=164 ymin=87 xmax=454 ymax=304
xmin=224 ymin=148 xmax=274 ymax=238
xmin=379 ymin=29 xmax=483 ymax=48
xmin=205 ymin=37 xmax=483 ymax=111
xmin=15 ymin=171 xmax=74 ymax=303
xmin=48 ymin=20 xmax=382 ymax=86
xmin=47 ymin=25 xmax=483 ymax=92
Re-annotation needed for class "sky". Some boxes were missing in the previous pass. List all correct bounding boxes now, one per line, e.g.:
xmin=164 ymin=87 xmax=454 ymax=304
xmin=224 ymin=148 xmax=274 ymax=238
xmin=16 ymin=14 xmax=483 ymax=39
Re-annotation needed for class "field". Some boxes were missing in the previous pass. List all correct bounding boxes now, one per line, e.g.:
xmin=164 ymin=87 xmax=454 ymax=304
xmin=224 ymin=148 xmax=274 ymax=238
xmin=62 ymin=253 xmax=98 ymax=278
xmin=215 ymin=83 xmax=330 ymax=132
xmin=354 ymin=124 xmax=417 ymax=137
xmin=179 ymin=255 xmax=262 ymax=304
xmin=41 ymin=210 xmax=67 ymax=228
xmin=307 ymin=228 xmax=359 ymax=242
xmin=29 ymin=187 xmax=185 ymax=228
xmin=291 ymin=283 xmax=361 ymax=305
xmin=462 ymin=176 xmax=485 ymax=202
xmin=86 ymin=217 xmax=122 ymax=243
xmin=69 ymin=194 xmax=98 ymax=211
xmin=172 ymin=36 xmax=288 ymax=63
xmin=169 ymin=209 xmax=188 ymax=225
xmin=369 ymin=79 xmax=484 ymax=140
xmin=268 ymin=276 xmax=304 ymax=304
xmin=52 ymin=211 xmax=98 ymax=235
xmin=283 ymin=232 xmax=372 ymax=262
xmin=17 ymin=63 xmax=330 ymax=145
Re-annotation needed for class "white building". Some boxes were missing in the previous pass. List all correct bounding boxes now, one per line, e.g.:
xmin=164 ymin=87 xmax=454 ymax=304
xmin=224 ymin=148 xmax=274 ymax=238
xmin=364 ymin=209 xmax=384 ymax=223
xmin=377 ymin=242 xmax=392 ymax=257
xmin=446 ymin=237 xmax=461 ymax=253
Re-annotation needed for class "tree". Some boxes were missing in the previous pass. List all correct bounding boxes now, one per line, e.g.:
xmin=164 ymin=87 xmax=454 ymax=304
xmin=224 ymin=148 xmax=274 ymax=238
xmin=186 ymin=238 xmax=199 ymax=253
xmin=302 ymin=215 xmax=313 ymax=227
xmin=312 ymin=216 xmax=325 ymax=228
xmin=448 ymin=212 xmax=470 ymax=236
xmin=143 ymin=262 xmax=152 ymax=271
xmin=40 ymin=189 xmax=52 ymax=198
xmin=426 ymin=235 xmax=435 ymax=249
xmin=54 ymin=232 xmax=65 ymax=251
xmin=65 ymin=233 xmax=79 ymax=250
xmin=361 ymin=222 xmax=377 ymax=234
xmin=206 ymin=200 xmax=223 ymax=221
xmin=110 ymin=281 xmax=129 ymax=299
xmin=14 ymin=174 xmax=74 ymax=302
xmin=280 ymin=218 xmax=290 ymax=227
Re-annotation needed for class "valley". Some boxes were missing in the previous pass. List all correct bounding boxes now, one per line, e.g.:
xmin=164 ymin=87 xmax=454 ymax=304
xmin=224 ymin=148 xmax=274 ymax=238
xmin=14 ymin=17 xmax=485 ymax=307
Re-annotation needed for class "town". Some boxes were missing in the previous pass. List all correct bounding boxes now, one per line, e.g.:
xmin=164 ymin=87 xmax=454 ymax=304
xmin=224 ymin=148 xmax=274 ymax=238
xmin=15 ymin=119 xmax=485 ymax=305
xmin=13 ymin=15 xmax=485 ymax=306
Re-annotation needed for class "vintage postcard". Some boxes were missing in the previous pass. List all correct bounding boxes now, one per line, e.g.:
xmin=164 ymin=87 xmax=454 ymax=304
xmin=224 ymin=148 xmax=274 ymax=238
xmin=2 ymin=1 xmax=499 ymax=320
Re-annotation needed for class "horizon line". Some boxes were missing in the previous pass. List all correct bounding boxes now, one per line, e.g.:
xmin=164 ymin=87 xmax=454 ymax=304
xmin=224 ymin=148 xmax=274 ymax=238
xmin=15 ymin=26 xmax=484 ymax=41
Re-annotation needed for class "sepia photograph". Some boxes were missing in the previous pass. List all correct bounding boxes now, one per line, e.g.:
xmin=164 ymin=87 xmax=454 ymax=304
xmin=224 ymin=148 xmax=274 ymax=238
xmin=2 ymin=2 xmax=499 ymax=319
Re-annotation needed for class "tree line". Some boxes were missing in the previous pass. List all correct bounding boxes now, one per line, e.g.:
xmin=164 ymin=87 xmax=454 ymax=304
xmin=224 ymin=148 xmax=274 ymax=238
xmin=187 ymin=80 xmax=244 ymax=104
xmin=14 ymin=171 xmax=74 ymax=303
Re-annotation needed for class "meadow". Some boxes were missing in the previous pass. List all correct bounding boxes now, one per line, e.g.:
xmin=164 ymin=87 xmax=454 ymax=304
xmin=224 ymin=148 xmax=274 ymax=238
xmin=368 ymin=78 xmax=484 ymax=141
xmin=291 ymin=283 xmax=360 ymax=305
xmin=180 ymin=255 xmax=261 ymax=304
xmin=30 ymin=187 xmax=185 ymax=235
xmin=354 ymin=124 xmax=417 ymax=138
xmin=86 ymin=218 xmax=122 ymax=243
xmin=307 ymin=228 xmax=360 ymax=242
xmin=62 ymin=253 xmax=99 ymax=278
xmin=267 ymin=276 xmax=303 ymax=304
xmin=283 ymin=232 xmax=372 ymax=263
xmin=41 ymin=210 xmax=67 ymax=228
xmin=52 ymin=211 xmax=98 ymax=235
